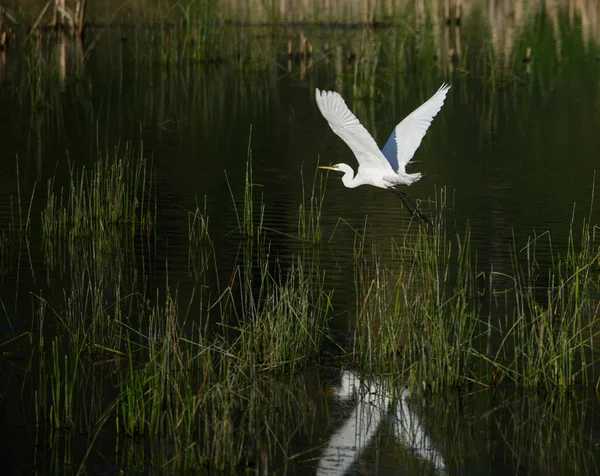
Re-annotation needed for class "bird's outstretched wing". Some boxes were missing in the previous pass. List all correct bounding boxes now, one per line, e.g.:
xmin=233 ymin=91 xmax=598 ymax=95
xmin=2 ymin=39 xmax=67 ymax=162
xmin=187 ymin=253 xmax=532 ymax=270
xmin=381 ymin=84 xmax=450 ymax=173
xmin=315 ymin=89 xmax=394 ymax=173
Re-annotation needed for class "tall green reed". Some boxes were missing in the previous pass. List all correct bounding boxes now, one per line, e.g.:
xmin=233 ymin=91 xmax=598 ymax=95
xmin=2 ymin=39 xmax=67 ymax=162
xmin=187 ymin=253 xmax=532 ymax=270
xmin=187 ymin=197 xmax=213 ymax=280
xmin=297 ymin=163 xmax=327 ymax=244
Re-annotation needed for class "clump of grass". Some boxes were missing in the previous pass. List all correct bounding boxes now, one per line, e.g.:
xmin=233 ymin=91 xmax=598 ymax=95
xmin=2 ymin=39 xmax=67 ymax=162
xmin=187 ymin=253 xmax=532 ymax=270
xmin=111 ymin=283 xmax=318 ymax=471
xmin=41 ymin=142 xmax=153 ymax=240
xmin=30 ymin=272 xmax=317 ymax=471
xmin=488 ymin=213 xmax=600 ymax=391
xmin=403 ymin=204 xmax=478 ymax=391
xmin=350 ymin=180 xmax=600 ymax=394
xmin=27 ymin=126 xmax=329 ymax=471
xmin=353 ymin=188 xmax=480 ymax=391
xmin=117 ymin=288 xmax=197 ymax=437
xmin=223 ymin=138 xmax=331 ymax=371
xmin=232 ymin=256 xmax=331 ymax=371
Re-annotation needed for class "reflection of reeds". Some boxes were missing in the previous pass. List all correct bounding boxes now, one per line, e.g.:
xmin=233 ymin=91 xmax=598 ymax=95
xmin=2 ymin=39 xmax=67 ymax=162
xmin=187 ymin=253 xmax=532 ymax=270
xmin=30 ymin=0 xmax=86 ymax=37
xmin=0 ymin=6 xmax=17 ymax=51
xmin=421 ymin=388 xmax=597 ymax=473
xmin=129 ymin=0 xmax=224 ymax=67
xmin=9 ymin=0 xmax=598 ymax=89
xmin=352 ymin=29 xmax=380 ymax=99
xmin=492 ymin=392 xmax=595 ymax=473
xmin=10 ymin=0 xmax=597 ymax=114
xmin=0 ymin=159 xmax=34 ymax=285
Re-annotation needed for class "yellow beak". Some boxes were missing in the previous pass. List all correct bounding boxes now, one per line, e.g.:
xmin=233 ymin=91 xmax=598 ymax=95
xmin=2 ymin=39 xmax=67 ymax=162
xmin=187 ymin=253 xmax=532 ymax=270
xmin=319 ymin=165 xmax=337 ymax=171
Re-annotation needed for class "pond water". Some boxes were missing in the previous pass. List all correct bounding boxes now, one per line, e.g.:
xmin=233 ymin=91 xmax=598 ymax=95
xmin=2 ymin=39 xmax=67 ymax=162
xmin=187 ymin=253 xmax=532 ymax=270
xmin=1 ymin=2 xmax=600 ymax=474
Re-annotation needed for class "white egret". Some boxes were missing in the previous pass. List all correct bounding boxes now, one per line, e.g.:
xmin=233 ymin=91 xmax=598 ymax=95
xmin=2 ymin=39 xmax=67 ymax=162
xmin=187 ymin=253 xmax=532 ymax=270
xmin=315 ymin=84 xmax=450 ymax=223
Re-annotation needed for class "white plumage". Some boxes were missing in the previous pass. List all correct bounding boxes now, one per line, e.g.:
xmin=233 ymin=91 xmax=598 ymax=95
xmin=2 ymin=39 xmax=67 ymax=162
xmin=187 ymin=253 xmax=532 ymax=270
xmin=315 ymin=84 xmax=450 ymax=189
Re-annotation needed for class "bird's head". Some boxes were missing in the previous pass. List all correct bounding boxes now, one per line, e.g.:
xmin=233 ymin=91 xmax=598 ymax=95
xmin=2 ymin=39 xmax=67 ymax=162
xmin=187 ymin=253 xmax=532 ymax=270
xmin=319 ymin=164 xmax=343 ymax=173
xmin=318 ymin=163 xmax=356 ymax=186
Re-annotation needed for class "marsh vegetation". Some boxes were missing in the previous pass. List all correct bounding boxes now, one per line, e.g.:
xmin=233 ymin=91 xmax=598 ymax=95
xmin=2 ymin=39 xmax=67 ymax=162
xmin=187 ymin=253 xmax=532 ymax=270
xmin=1 ymin=0 xmax=600 ymax=473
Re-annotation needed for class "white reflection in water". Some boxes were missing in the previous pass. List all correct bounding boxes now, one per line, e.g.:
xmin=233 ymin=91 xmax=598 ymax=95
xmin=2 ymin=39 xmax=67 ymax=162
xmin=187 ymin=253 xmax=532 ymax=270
xmin=317 ymin=371 xmax=446 ymax=475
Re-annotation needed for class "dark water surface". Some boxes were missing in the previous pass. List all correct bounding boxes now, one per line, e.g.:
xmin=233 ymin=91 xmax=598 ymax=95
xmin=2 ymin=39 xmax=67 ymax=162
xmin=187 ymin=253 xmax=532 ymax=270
xmin=1 ymin=5 xmax=600 ymax=474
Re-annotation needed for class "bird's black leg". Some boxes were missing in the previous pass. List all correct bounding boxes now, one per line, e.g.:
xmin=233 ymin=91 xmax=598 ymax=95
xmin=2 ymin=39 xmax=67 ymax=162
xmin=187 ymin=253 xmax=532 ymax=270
xmin=389 ymin=188 xmax=417 ymax=217
xmin=388 ymin=188 xmax=431 ymax=224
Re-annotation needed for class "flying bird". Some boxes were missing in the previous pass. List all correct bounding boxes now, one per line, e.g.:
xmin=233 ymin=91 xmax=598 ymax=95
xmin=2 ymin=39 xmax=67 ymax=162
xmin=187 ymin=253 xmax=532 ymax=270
xmin=315 ymin=84 xmax=450 ymax=223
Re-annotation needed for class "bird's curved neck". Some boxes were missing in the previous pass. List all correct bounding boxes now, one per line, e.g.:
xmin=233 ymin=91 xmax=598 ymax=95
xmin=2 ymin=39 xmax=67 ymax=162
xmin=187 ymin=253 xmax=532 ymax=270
xmin=339 ymin=164 xmax=361 ymax=188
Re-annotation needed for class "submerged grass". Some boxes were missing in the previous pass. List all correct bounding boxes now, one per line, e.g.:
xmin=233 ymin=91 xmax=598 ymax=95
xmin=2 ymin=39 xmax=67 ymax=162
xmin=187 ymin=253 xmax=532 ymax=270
xmin=422 ymin=386 xmax=599 ymax=473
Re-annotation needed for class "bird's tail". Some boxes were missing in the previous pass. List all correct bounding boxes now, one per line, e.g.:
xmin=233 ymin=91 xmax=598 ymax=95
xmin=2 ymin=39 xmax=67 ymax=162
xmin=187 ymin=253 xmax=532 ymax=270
xmin=404 ymin=172 xmax=422 ymax=185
